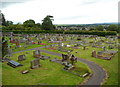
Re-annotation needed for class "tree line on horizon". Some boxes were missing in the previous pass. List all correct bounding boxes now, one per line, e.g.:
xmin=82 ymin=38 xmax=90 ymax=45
xmin=1 ymin=13 xmax=55 ymax=31
xmin=0 ymin=13 xmax=119 ymax=33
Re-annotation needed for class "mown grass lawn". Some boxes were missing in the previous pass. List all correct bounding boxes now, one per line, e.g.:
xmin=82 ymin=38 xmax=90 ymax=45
xmin=41 ymin=45 xmax=118 ymax=85
xmin=2 ymin=50 xmax=90 ymax=85
xmin=0 ymin=63 xmax=2 ymax=85
xmin=71 ymin=46 xmax=118 ymax=85
xmin=9 ymin=40 xmax=52 ymax=52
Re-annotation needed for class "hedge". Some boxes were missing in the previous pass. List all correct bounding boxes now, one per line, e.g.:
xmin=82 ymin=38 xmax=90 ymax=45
xmin=2 ymin=30 xmax=117 ymax=36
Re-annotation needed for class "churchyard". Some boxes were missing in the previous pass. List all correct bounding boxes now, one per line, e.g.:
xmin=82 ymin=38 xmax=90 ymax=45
xmin=1 ymin=33 xmax=119 ymax=85
xmin=2 ymin=50 xmax=91 ymax=85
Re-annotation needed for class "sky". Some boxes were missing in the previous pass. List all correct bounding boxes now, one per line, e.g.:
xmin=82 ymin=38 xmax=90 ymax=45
xmin=1 ymin=0 xmax=119 ymax=24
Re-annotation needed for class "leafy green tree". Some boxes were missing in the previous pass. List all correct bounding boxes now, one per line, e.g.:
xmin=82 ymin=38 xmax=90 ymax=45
xmin=2 ymin=37 xmax=8 ymax=58
xmin=6 ymin=24 xmax=24 ymax=31
xmin=89 ymin=27 xmax=95 ymax=31
xmin=0 ymin=13 xmax=6 ymax=26
xmin=96 ymin=25 xmax=104 ymax=31
xmin=6 ymin=20 xmax=13 ymax=26
xmin=36 ymin=23 xmax=41 ymax=27
xmin=41 ymin=15 xmax=54 ymax=30
xmin=107 ymin=24 xmax=118 ymax=32
xmin=23 ymin=19 xmax=36 ymax=27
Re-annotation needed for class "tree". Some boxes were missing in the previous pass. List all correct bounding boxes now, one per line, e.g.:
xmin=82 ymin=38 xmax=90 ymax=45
xmin=35 ymin=23 xmax=41 ymax=28
xmin=0 ymin=13 xmax=6 ymax=26
xmin=2 ymin=37 xmax=8 ymax=58
xmin=107 ymin=24 xmax=118 ymax=32
xmin=23 ymin=19 xmax=36 ymax=27
xmin=96 ymin=25 xmax=104 ymax=31
xmin=6 ymin=20 xmax=13 ymax=26
xmin=89 ymin=27 xmax=95 ymax=31
xmin=41 ymin=15 xmax=54 ymax=30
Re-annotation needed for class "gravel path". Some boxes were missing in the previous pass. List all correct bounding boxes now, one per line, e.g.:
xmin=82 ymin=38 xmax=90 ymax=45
xmin=13 ymin=47 xmax=106 ymax=85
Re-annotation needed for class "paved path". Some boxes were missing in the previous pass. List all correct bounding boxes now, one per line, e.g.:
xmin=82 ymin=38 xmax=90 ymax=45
xmin=13 ymin=47 xmax=106 ymax=85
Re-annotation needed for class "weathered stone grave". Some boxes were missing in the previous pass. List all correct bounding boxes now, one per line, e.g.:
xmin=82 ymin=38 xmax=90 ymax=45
xmin=92 ymin=50 xmax=118 ymax=60
xmin=15 ymin=40 xmax=20 ymax=48
xmin=62 ymin=54 xmax=69 ymax=62
xmin=7 ymin=60 xmax=23 ymax=68
xmin=92 ymin=50 xmax=97 ymax=57
xmin=69 ymin=54 xmax=77 ymax=65
xmin=8 ymin=49 xmax=12 ymax=57
xmin=18 ymin=55 xmax=26 ymax=61
xmin=40 ymin=55 xmax=50 ymax=60
xmin=33 ymin=50 xmax=41 ymax=58
xmin=63 ymin=62 xmax=73 ymax=70
xmin=30 ymin=59 xmax=40 ymax=69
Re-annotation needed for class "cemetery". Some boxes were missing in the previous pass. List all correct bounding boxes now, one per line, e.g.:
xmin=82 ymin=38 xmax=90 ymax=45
xmin=1 ymin=2 xmax=119 ymax=86
xmin=2 ymin=33 xmax=119 ymax=85
xmin=2 ymin=50 xmax=91 ymax=85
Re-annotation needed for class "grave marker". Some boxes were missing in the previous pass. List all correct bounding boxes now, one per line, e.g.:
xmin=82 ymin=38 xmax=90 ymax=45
xmin=92 ymin=50 xmax=97 ymax=58
xmin=30 ymin=59 xmax=40 ymax=69
xmin=18 ymin=55 xmax=26 ymax=61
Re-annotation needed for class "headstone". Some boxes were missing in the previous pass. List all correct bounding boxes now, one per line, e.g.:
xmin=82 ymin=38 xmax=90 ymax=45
xmin=70 ymin=55 xmax=77 ymax=65
xmin=24 ymin=43 xmax=27 ymax=48
xmin=18 ymin=55 xmax=26 ymax=61
xmin=7 ymin=60 xmax=23 ymax=68
xmin=92 ymin=50 xmax=97 ymax=57
xmin=62 ymin=54 xmax=69 ymax=62
xmin=98 ymin=51 xmax=103 ymax=55
xmin=108 ymin=45 xmax=113 ymax=49
xmin=63 ymin=62 xmax=73 ymax=70
xmin=33 ymin=50 xmax=41 ymax=58
xmin=8 ymin=49 xmax=12 ymax=57
xmin=38 ymin=41 xmax=42 ymax=44
xmin=102 ymin=46 xmax=106 ymax=51
xmin=16 ymin=41 xmax=19 ymax=48
xmin=83 ymin=46 xmax=86 ymax=50
xmin=30 ymin=59 xmax=40 ymax=69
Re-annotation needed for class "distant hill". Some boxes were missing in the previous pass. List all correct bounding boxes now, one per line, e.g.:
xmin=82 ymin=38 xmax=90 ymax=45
xmin=93 ymin=22 xmax=118 ymax=25
xmin=55 ymin=22 xmax=118 ymax=26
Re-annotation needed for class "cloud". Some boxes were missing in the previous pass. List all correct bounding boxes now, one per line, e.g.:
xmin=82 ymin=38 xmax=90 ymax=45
xmin=1 ymin=0 xmax=119 ymax=24
xmin=1 ymin=0 xmax=33 ymax=2
xmin=1 ymin=2 xmax=22 ymax=9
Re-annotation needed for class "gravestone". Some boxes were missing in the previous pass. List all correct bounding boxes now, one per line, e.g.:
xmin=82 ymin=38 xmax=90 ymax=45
xmin=33 ymin=50 xmax=41 ymax=58
xmin=18 ymin=55 xmax=26 ymax=61
xmin=98 ymin=51 xmax=103 ymax=55
xmin=102 ymin=46 xmax=106 ymax=51
xmin=8 ymin=49 xmax=12 ymax=57
xmin=83 ymin=46 xmax=86 ymax=50
xmin=16 ymin=41 xmax=20 ymax=48
xmin=40 ymin=55 xmax=50 ymax=60
xmin=63 ymin=62 xmax=73 ymax=70
xmin=30 ymin=59 xmax=40 ymax=69
xmin=62 ymin=54 xmax=69 ymax=62
xmin=70 ymin=55 xmax=77 ymax=65
xmin=108 ymin=45 xmax=113 ymax=49
xmin=38 ymin=41 xmax=42 ymax=44
xmin=7 ymin=60 xmax=23 ymax=68
xmin=92 ymin=50 xmax=97 ymax=57
xmin=24 ymin=42 xmax=27 ymax=48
